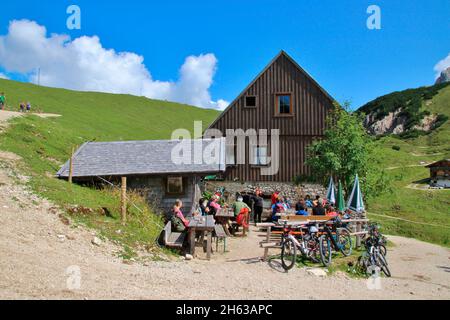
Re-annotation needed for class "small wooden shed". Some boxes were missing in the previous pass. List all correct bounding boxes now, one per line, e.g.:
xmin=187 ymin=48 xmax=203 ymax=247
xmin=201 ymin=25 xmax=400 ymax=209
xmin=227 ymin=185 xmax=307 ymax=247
xmin=56 ymin=138 xmax=226 ymax=215
xmin=426 ymin=159 xmax=450 ymax=188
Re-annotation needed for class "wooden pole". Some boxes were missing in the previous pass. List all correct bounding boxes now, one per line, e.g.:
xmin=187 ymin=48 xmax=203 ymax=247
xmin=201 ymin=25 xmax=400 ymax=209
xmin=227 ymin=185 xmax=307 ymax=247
xmin=121 ymin=176 xmax=127 ymax=225
xmin=68 ymin=146 xmax=74 ymax=184
xmin=356 ymin=221 xmax=362 ymax=248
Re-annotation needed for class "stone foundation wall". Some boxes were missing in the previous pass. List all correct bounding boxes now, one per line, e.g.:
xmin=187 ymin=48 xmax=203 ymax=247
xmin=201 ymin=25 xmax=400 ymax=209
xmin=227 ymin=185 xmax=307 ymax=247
xmin=204 ymin=181 xmax=327 ymax=202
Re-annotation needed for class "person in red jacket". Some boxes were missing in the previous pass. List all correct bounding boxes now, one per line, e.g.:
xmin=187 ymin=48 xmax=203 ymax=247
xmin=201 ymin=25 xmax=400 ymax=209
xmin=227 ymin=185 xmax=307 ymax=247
xmin=271 ymin=191 xmax=280 ymax=205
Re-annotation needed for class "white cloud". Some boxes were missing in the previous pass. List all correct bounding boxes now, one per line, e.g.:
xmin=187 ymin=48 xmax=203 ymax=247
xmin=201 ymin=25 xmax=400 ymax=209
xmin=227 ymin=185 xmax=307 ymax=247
xmin=434 ymin=52 xmax=450 ymax=79
xmin=0 ymin=20 xmax=228 ymax=110
xmin=0 ymin=73 xmax=8 ymax=79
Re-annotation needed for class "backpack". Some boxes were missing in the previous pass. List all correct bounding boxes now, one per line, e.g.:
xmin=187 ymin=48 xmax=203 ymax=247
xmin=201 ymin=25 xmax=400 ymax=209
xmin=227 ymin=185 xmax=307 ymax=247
xmin=170 ymin=214 xmax=186 ymax=232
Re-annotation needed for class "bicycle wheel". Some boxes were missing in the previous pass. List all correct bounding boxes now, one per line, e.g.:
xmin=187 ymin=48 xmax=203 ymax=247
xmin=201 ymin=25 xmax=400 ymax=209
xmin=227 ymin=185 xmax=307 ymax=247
xmin=307 ymin=238 xmax=321 ymax=264
xmin=281 ymin=237 xmax=297 ymax=271
xmin=380 ymin=245 xmax=387 ymax=257
xmin=376 ymin=252 xmax=391 ymax=277
xmin=319 ymin=235 xmax=332 ymax=267
xmin=338 ymin=228 xmax=353 ymax=257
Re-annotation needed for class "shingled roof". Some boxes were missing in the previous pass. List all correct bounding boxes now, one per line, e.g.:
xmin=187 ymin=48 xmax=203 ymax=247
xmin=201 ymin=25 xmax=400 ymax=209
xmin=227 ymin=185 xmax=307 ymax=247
xmin=56 ymin=138 xmax=226 ymax=178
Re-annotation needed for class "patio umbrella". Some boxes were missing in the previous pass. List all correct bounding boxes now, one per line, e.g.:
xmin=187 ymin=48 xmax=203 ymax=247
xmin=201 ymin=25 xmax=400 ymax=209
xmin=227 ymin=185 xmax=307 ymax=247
xmin=326 ymin=176 xmax=336 ymax=204
xmin=347 ymin=174 xmax=365 ymax=213
xmin=336 ymin=180 xmax=345 ymax=212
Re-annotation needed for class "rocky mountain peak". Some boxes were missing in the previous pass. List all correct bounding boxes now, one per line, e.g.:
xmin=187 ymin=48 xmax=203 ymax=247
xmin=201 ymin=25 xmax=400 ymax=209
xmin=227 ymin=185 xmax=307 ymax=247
xmin=435 ymin=67 xmax=450 ymax=84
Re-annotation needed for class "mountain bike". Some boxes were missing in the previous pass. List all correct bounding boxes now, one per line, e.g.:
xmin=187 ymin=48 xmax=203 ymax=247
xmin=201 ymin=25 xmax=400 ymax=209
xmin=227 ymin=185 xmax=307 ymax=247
xmin=358 ymin=223 xmax=391 ymax=277
xmin=280 ymin=221 xmax=329 ymax=271
xmin=319 ymin=217 xmax=353 ymax=267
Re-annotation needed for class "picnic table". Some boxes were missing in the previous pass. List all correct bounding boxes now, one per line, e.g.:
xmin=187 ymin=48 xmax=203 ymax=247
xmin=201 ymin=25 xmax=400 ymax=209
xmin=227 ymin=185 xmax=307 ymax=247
xmin=214 ymin=208 xmax=235 ymax=236
xmin=188 ymin=215 xmax=215 ymax=260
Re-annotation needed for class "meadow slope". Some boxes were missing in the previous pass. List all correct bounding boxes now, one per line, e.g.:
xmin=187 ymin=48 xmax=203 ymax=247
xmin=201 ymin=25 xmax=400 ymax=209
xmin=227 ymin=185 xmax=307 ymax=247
xmin=0 ymin=79 xmax=219 ymax=254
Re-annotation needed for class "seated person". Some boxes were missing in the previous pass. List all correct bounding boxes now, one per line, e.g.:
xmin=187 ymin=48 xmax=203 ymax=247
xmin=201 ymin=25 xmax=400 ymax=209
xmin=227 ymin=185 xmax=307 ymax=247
xmin=325 ymin=205 xmax=338 ymax=217
xmin=170 ymin=199 xmax=189 ymax=232
xmin=312 ymin=200 xmax=326 ymax=216
xmin=283 ymin=197 xmax=292 ymax=210
xmin=305 ymin=195 xmax=313 ymax=208
xmin=271 ymin=191 xmax=280 ymax=205
xmin=198 ymin=198 xmax=210 ymax=216
xmin=296 ymin=203 xmax=309 ymax=216
xmin=232 ymin=196 xmax=251 ymax=217
xmin=207 ymin=195 xmax=222 ymax=216
xmin=236 ymin=207 xmax=250 ymax=229
xmin=271 ymin=197 xmax=286 ymax=222
xmin=313 ymin=195 xmax=321 ymax=207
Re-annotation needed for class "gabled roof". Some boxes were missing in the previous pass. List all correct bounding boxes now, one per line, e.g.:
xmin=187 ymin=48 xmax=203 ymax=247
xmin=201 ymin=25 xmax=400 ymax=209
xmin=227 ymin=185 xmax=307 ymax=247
xmin=426 ymin=159 xmax=450 ymax=168
xmin=56 ymin=138 xmax=226 ymax=178
xmin=208 ymin=50 xmax=335 ymax=129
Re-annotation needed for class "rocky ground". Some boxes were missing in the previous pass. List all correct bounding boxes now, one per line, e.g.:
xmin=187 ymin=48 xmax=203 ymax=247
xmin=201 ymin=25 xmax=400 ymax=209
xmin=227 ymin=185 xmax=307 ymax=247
xmin=0 ymin=110 xmax=449 ymax=300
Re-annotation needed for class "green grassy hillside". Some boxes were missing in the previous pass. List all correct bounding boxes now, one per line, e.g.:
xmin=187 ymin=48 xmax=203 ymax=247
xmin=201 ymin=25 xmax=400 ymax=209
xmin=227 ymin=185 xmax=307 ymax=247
xmin=366 ymin=84 xmax=450 ymax=246
xmin=0 ymin=79 xmax=220 ymax=257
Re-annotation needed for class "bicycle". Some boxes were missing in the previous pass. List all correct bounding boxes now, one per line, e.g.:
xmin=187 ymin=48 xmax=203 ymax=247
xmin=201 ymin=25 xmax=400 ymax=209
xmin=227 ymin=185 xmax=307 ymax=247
xmin=280 ymin=221 xmax=330 ymax=271
xmin=358 ymin=223 xmax=391 ymax=277
xmin=319 ymin=217 xmax=353 ymax=267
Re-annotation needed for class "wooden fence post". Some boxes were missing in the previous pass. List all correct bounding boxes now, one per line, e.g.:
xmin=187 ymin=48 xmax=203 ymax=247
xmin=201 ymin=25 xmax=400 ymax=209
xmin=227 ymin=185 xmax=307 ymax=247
xmin=121 ymin=176 xmax=127 ymax=225
xmin=356 ymin=221 xmax=362 ymax=248
xmin=68 ymin=146 xmax=74 ymax=184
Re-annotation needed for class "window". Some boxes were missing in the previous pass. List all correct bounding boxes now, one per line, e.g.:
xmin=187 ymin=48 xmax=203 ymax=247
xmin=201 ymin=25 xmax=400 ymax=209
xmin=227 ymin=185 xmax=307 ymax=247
xmin=276 ymin=93 xmax=292 ymax=115
xmin=167 ymin=176 xmax=183 ymax=194
xmin=245 ymin=96 xmax=257 ymax=108
xmin=252 ymin=146 xmax=268 ymax=166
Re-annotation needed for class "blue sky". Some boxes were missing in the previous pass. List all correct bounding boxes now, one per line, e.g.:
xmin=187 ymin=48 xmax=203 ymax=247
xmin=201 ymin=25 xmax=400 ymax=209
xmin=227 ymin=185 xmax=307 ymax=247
xmin=0 ymin=0 xmax=449 ymax=109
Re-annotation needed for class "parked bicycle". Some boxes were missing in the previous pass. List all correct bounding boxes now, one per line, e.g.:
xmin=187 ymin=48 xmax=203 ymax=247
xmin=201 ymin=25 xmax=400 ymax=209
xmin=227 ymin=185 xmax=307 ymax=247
xmin=280 ymin=221 xmax=330 ymax=271
xmin=319 ymin=216 xmax=353 ymax=266
xmin=358 ymin=223 xmax=391 ymax=277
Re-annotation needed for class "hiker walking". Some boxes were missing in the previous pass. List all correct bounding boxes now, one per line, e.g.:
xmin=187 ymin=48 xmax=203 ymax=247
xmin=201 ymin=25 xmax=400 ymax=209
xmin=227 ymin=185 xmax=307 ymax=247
xmin=19 ymin=102 xmax=25 ymax=112
xmin=0 ymin=92 xmax=5 ymax=110
xmin=26 ymin=102 xmax=31 ymax=112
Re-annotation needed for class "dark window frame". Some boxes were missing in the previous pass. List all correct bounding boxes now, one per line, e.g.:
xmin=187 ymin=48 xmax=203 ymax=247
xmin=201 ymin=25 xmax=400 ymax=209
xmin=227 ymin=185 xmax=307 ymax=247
xmin=244 ymin=95 xmax=258 ymax=108
xmin=166 ymin=176 xmax=184 ymax=195
xmin=274 ymin=93 xmax=294 ymax=116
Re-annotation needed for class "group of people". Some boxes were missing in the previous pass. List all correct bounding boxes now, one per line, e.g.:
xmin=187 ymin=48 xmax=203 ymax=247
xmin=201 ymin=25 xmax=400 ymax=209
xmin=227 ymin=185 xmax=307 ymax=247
xmin=168 ymin=194 xmax=228 ymax=233
xmin=167 ymin=190 xmax=342 ymax=235
xmin=271 ymin=192 xmax=339 ymax=222
xmin=0 ymin=92 xmax=32 ymax=112
xmin=19 ymin=101 xmax=32 ymax=113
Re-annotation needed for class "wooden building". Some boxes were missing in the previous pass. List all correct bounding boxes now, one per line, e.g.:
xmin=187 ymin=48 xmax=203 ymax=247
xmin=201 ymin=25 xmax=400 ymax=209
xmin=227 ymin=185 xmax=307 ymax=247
xmin=426 ymin=159 xmax=450 ymax=188
xmin=57 ymin=139 xmax=226 ymax=214
xmin=207 ymin=51 xmax=334 ymax=182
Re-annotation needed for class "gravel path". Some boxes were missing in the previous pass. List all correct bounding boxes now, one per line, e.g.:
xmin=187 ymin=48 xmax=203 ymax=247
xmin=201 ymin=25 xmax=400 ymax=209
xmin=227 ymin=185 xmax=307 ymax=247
xmin=0 ymin=110 xmax=61 ymax=130
xmin=0 ymin=158 xmax=449 ymax=300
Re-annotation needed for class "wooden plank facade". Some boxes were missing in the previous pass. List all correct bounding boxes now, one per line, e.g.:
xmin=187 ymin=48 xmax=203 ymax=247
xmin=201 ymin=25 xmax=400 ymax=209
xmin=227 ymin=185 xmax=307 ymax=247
xmin=207 ymin=51 xmax=334 ymax=182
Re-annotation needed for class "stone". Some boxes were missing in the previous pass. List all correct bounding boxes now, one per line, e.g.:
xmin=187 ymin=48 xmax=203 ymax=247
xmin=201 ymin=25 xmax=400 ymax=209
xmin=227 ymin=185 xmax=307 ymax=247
xmin=57 ymin=234 xmax=66 ymax=242
xmin=306 ymin=268 xmax=327 ymax=277
xmin=185 ymin=254 xmax=193 ymax=261
xmin=91 ymin=237 xmax=102 ymax=246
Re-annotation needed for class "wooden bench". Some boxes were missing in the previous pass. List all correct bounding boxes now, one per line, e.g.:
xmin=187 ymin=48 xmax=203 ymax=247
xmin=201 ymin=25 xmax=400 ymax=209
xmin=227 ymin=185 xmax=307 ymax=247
xmin=163 ymin=221 xmax=186 ymax=248
xmin=214 ymin=224 xmax=228 ymax=252
xmin=286 ymin=215 xmax=332 ymax=222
